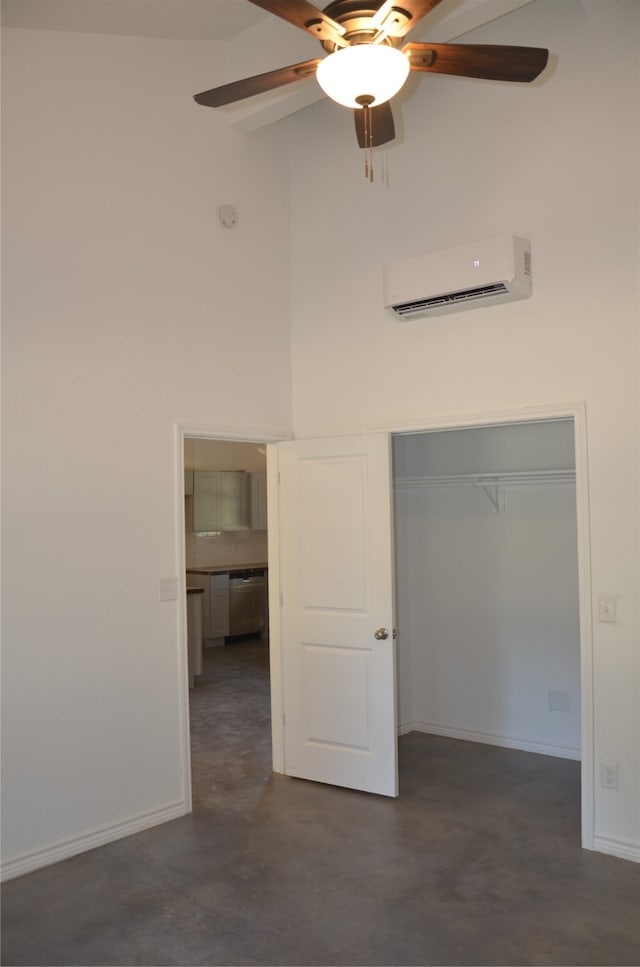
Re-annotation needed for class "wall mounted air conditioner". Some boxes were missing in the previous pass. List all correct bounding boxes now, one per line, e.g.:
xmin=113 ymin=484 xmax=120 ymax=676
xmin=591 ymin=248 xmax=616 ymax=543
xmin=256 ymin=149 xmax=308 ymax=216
xmin=383 ymin=235 xmax=531 ymax=321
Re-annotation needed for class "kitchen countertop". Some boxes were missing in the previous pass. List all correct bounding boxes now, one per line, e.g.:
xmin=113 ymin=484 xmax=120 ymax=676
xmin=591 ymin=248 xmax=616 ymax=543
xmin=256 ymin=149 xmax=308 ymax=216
xmin=186 ymin=563 xmax=268 ymax=575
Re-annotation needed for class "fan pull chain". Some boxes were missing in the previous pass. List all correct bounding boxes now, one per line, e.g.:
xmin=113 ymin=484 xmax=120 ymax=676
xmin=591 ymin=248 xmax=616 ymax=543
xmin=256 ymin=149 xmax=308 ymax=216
xmin=357 ymin=95 xmax=375 ymax=182
xmin=365 ymin=105 xmax=374 ymax=181
xmin=363 ymin=104 xmax=369 ymax=180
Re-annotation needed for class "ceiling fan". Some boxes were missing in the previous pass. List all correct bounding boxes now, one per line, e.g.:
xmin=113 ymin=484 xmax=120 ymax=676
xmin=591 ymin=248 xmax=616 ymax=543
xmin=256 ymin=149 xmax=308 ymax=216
xmin=194 ymin=0 xmax=548 ymax=172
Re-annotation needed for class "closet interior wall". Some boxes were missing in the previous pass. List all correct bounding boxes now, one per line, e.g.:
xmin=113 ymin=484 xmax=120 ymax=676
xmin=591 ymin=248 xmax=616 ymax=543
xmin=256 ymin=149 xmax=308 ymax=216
xmin=393 ymin=421 xmax=581 ymax=760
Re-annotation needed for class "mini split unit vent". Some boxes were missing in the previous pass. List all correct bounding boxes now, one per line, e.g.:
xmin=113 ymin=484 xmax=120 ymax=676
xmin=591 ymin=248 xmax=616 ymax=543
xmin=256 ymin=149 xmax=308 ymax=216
xmin=383 ymin=235 xmax=531 ymax=321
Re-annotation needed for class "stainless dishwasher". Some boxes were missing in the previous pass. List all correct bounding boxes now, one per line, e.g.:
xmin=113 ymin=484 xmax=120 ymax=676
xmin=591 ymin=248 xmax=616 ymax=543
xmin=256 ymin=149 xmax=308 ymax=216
xmin=228 ymin=569 xmax=266 ymax=637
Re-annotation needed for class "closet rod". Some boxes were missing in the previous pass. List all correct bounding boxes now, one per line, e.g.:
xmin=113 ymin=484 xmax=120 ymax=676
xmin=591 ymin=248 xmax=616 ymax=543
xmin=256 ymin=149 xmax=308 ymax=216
xmin=395 ymin=469 xmax=576 ymax=491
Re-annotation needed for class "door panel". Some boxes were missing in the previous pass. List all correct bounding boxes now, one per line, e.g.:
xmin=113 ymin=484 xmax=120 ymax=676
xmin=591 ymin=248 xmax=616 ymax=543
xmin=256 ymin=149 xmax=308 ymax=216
xmin=299 ymin=456 xmax=368 ymax=612
xmin=278 ymin=433 xmax=398 ymax=797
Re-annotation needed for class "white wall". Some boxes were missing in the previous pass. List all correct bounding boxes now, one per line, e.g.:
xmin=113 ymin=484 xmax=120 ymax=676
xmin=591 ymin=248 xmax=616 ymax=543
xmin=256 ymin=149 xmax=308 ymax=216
xmin=184 ymin=439 xmax=267 ymax=473
xmin=1 ymin=27 xmax=291 ymax=877
xmin=287 ymin=0 xmax=639 ymax=857
xmin=394 ymin=420 xmax=576 ymax=476
xmin=396 ymin=484 xmax=581 ymax=755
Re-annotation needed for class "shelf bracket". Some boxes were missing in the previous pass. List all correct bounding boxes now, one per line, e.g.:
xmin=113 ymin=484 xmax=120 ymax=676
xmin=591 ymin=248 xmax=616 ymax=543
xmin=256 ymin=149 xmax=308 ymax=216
xmin=478 ymin=482 xmax=505 ymax=514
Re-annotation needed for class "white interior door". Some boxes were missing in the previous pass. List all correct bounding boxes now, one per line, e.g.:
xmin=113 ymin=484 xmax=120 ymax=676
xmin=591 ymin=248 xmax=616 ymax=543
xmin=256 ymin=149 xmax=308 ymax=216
xmin=277 ymin=433 xmax=398 ymax=797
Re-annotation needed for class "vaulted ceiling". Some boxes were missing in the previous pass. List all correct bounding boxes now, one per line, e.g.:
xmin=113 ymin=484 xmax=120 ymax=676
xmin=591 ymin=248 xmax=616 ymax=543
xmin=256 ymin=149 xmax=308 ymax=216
xmin=0 ymin=0 xmax=269 ymax=41
xmin=1 ymin=0 xmax=539 ymax=132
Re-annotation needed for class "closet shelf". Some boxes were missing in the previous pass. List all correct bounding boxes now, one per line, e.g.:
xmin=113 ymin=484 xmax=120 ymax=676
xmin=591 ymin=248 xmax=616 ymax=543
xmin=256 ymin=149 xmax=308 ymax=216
xmin=395 ymin=469 xmax=576 ymax=514
xmin=395 ymin=469 xmax=576 ymax=490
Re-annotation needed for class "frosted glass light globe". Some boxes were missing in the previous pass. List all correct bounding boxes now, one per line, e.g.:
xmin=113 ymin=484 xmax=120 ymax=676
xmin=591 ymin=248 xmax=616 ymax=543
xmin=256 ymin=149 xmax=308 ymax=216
xmin=316 ymin=44 xmax=410 ymax=109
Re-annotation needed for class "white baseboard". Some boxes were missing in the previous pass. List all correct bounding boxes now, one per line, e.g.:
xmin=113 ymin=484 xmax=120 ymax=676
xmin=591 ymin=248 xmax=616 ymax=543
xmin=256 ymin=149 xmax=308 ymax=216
xmin=592 ymin=835 xmax=640 ymax=864
xmin=399 ymin=720 xmax=581 ymax=761
xmin=1 ymin=799 xmax=188 ymax=882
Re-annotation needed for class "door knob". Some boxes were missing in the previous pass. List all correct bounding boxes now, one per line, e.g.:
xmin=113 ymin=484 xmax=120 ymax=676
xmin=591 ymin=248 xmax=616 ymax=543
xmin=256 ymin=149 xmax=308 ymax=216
xmin=374 ymin=627 xmax=389 ymax=640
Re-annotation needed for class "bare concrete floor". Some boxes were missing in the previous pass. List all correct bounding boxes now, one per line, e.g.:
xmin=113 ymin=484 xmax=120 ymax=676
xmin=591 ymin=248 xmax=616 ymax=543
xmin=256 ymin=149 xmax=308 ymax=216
xmin=2 ymin=640 xmax=639 ymax=967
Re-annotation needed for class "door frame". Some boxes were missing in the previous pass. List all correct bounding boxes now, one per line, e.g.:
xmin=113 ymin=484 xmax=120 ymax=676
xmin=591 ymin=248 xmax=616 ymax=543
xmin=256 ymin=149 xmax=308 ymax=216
xmin=366 ymin=401 xmax=594 ymax=851
xmin=175 ymin=422 xmax=289 ymax=811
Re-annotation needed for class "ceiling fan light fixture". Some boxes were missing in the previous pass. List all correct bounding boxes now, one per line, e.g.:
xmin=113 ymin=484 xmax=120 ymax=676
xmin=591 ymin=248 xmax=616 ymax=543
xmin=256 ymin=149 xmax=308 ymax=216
xmin=316 ymin=44 xmax=410 ymax=109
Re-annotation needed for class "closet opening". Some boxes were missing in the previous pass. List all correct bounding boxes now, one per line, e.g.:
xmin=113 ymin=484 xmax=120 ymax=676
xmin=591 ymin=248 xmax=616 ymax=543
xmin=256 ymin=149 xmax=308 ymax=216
xmin=392 ymin=417 xmax=584 ymax=836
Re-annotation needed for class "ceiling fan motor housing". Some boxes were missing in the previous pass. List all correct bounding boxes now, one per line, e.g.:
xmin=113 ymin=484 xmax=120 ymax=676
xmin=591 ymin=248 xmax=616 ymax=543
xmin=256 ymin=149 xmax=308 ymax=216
xmin=318 ymin=1 xmax=410 ymax=52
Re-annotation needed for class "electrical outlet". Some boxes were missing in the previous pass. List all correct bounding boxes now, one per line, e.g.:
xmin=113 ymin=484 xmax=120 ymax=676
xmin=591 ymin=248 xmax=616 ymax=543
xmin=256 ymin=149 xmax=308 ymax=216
xmin=598 ymin=593 xmax=617 ymax=623
xmin=600 ymin=762 xmax=619 ymax=789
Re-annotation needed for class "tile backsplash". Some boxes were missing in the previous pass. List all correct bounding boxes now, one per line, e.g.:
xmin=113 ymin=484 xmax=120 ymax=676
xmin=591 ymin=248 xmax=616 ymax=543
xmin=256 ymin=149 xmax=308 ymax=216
xmin=184 ymin=496 xmax=267 ymax=568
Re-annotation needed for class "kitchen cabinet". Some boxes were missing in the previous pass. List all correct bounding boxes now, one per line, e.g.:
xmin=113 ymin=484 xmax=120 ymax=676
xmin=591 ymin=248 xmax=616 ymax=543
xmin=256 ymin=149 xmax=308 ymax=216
xmin=192 ymin=470 xmax=250 ymax=532
xmin=186 ymin=570 xmax=230 ymax=643
xmin=250 ymin=472 xmax=268 ymax=530
xmin=192 ymin=471 xmax=219 ymax=532
xmin=186 ymin=587 xmax=204 ymax=686
xmin=220 ymin=472 xmax=250 ymax=531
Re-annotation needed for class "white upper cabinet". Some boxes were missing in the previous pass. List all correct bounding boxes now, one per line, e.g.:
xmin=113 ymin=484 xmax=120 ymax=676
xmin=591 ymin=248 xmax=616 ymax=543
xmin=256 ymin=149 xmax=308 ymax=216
xmin=250 ymin=472 xmax=268 ymax=530
xmin=219 ymin=471 xmax=250 ymax=531
xmin=192 ymin=471 xmax=250 ymax=532
xmin=192 ymin=470 xmax=220 ymax=532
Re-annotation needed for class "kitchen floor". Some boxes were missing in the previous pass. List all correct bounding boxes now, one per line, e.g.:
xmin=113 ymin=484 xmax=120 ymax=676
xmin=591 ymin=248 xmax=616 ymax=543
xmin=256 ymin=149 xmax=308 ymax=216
xmin=2 ymin=641 xmax=639 ymax=967
xmin=190 ymin=638 xmax=272 ymax=813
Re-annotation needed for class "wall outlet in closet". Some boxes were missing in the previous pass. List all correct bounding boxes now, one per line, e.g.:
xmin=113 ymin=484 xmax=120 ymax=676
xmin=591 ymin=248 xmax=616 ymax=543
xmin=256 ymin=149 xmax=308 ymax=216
xmin=600 ymin=762 xmax=619 ymax=789
xmin=598 ymin=593 xmax=617 ymax=622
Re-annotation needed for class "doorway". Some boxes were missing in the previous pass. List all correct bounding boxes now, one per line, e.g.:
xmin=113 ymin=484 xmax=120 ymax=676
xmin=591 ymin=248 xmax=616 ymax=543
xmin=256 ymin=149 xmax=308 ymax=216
xmin=379 ymin=403 xmax=593 ymax=849
xmin=181 ymin=432 xmax=276 ymax=810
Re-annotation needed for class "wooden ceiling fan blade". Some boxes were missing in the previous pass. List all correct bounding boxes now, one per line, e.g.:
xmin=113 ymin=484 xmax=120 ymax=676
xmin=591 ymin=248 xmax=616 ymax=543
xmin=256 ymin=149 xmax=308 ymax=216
xmin=404 ymin=43 xmax=549 ymax=83
xmin=194 ymin=59 xmax=320 ymax=107
xmin=354 ymin=102 xmax=396 ymax=148
xmin=247 ymin=0 xmax=346 ymax=45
